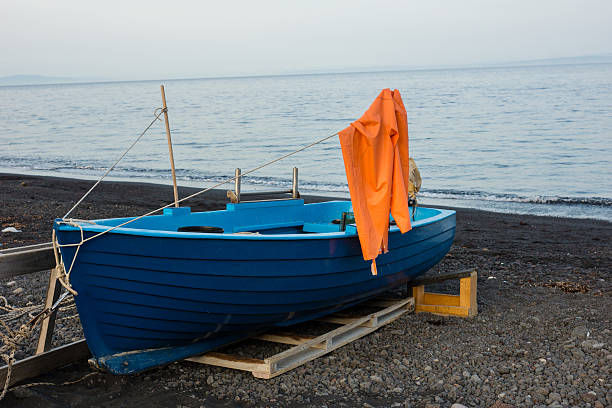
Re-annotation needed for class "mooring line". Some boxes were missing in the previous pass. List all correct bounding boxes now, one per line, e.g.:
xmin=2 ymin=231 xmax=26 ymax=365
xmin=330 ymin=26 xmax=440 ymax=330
xmin=58 ymin=130 xmax=339 ymax=246
xmin=63 ymin=108 xmax=166 ymax=219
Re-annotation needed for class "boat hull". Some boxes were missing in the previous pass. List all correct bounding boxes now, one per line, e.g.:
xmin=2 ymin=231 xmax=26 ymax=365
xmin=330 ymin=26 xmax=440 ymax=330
xmin=56 ymin=201 xmax=455 ymax=374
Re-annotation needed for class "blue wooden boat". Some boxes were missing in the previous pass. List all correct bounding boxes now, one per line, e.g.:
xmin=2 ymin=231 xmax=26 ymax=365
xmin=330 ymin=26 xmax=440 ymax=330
xmin=54 ymin=199 xmax=455 ymax=374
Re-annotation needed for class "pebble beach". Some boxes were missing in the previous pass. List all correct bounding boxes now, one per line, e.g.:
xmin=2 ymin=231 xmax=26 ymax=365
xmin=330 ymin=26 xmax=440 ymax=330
xmin=1 ymin=173 xmax=610 ymax=408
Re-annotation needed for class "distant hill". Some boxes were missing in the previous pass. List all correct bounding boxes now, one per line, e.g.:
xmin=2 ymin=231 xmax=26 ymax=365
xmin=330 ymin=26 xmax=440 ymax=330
xmin=3 ymin=54 xmax=611 ymax=86
xmin=272 ymin=54 xmax=612 ymax=76
xmin=498 ymin=54 xmax=612 ymax=67
xmin=0 ymin=74 xmax=81 ymax=86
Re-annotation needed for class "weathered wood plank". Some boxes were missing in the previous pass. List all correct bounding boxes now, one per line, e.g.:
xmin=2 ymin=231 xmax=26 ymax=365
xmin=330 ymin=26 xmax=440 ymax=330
xmin=186 ymin=352 xmax=269 ymax=374
xmin=36 ymin=268 xmax=62 ymax=354
xmin=0 ymin=339 xmax=90 ymax=388
xmin=0 ymin=242 xmax=55 ymax=279
xmin=253 ymin=332 xmax=326 ymax=349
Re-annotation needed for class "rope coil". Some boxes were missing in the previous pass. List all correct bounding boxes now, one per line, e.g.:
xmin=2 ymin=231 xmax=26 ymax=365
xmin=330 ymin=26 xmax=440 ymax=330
xmin=0 ymin=293 xmax=75 ymax=400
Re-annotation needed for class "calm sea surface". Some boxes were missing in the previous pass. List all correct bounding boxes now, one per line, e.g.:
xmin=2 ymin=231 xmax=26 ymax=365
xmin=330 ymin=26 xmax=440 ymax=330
xmin=1 ymin=64 xmax=611 ymax=221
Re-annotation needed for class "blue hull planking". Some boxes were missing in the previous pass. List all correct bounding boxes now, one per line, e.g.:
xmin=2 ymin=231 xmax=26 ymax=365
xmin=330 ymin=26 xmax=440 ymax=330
xmin=55 ymin=200 xmax=456 ymax=374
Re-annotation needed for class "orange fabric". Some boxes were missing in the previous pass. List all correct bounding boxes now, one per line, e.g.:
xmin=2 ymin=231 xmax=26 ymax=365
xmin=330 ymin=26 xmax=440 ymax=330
xmin=338 ymin=89 xmax=413 ymax=272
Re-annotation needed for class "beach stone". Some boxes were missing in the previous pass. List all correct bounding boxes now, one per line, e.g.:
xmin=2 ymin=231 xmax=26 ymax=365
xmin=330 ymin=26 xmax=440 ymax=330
xmin=571 ymin=326 xmax=589 ymax=339
xmin=450 ymin=404 xmax=468 ymax=408
xmin=12 ymin=287 xmax=24 ymax=295
xmin=593 ymin=401 xmax=604 ymax=408
xmin=548 ymin=392 xmax=561 ymax=402
xmin=571 ymin=348 xmax=586 ymax=359
xmin=488 ymin=402 xmax=514 ymax=408
xmin=5 ymin=281 xmax=16 ymax=287
xmin=581 ymin=391 xmax=597 ymax=402
xmin=581 ymin=339 xmax=604 ymax=352
xmin=470 ymin=374 xmax=482 ymax=383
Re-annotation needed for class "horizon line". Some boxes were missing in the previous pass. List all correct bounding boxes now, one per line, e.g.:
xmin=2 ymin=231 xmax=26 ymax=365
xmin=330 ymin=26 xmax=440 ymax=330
xmin=2 ymin=53 xmax=612 ymax=87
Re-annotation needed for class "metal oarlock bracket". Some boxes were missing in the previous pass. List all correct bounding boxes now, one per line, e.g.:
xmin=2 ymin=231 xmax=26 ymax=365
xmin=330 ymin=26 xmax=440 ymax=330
xmin=227 ymin=167 xmax=300 ymax=203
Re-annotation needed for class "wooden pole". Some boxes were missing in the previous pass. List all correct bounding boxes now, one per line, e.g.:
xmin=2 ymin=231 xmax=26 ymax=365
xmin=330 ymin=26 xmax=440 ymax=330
xmin=35 ymin=267 xmax=62 ymax=354
xmin=160 ymin=85 xmax=179 ymax=207
xmin=234 ymin=168 xmax=241 ymax=203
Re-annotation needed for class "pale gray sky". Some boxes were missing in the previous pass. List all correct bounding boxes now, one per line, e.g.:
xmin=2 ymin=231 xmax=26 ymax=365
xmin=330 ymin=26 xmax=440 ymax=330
xmin=2 ymin=0 xmax=611 ymax=80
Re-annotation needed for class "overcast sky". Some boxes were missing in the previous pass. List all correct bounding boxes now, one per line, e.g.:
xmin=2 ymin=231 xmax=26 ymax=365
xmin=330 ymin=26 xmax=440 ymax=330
xmin=2 ymin=0 xmax=611 ymax=80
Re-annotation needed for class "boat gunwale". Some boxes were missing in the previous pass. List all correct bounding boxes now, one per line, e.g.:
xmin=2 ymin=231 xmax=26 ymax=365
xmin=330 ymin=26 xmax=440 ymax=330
xmin=55 ymin=203 xmax=456 ymax=241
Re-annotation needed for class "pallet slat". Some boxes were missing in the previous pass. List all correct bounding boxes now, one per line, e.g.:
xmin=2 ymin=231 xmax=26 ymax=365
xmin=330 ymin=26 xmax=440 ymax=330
xmin=186 ymin=352 xmax=269 ymax=373
xmin=253 ymin=332 xmax=324 ymax=349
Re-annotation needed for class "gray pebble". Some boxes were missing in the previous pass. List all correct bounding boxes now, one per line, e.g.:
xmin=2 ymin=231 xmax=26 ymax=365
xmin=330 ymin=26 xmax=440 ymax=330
xmin=581 ymin=339 xmax=605 ymax=352
xmin=369 ymin=374 xmax=383 ymax=383
xmin=571 ymin=326 xmax=589 ymax=339
xmin=581 ymin=391 xmax=597 ymax=402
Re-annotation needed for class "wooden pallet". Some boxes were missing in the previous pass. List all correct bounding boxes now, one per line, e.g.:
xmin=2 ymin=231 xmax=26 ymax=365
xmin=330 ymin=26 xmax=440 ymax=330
xmin=186 ymin=297 xmax=414 ymax=379
xmin=411 ymin=269 xmax=478 ymax=317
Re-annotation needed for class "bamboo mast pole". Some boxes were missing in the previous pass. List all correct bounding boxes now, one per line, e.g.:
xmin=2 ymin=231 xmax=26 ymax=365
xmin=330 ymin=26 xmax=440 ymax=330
xmin=160 ymin=85 xmax=179 ymax=207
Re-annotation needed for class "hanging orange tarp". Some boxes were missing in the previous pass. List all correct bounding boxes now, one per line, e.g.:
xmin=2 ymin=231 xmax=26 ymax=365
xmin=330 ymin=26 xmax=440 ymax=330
xmin=338 ymin=89 xmax=413 ymax=275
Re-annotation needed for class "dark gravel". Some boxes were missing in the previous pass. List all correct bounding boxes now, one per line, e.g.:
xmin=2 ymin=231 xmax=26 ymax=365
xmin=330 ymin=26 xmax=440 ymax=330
xmin=1 ymin=173 xmax=611 ymax=408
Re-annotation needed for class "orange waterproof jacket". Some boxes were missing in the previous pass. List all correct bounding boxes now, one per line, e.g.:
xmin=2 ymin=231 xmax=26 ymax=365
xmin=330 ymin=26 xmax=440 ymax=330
xmin=338 ymin=89 xmax=412 ymax=274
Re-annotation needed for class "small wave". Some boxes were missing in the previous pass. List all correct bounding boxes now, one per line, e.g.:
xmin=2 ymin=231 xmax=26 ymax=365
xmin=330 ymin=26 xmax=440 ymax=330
xmin=1 ymin=157 xmax=609 ymax=208
xmin=420 ymin=189 xmax=612 ymax=207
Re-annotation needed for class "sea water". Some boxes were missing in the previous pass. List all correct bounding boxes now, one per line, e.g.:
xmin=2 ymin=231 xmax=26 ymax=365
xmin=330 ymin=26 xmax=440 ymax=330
xmin=1 ymin=63 xmax=611 ymax=221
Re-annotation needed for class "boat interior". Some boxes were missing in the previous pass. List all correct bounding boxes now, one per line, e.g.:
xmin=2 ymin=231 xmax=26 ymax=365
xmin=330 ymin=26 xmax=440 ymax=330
xmin=66 ymin=199 xmax=446 ymax=237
